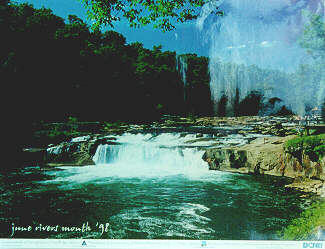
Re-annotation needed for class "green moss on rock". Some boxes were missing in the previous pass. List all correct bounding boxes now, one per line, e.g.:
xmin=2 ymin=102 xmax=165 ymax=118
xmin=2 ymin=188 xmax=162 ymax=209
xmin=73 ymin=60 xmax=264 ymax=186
xmin=285 ymin=134 xmax=325 ymax=161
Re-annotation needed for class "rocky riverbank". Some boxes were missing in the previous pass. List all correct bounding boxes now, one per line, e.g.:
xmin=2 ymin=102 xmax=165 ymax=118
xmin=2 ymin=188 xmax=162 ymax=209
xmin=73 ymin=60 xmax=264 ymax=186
xmin=203 ymin=135 xmax=325 ymax=196
xmin=23 ymin=115 xmax=299 ymax=165
xmin=102 ymin=115 xmax=302 ymax=136
xmin=22 ymin=115 xmax=325 ymax=196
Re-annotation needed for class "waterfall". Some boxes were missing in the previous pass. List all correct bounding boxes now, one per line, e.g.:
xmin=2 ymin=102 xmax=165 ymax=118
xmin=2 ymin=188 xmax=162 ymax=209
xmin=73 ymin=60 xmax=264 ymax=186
xmin=93 ymin=143 xmax=205 ymax=168
xmin=197 ymin=0 xmax=325 ymax=116
xmin=45 ymin=132 xmax=266 ymax=182
xmin=91 ymin=133 xmax=210 ymax=178
xmin=92 ymin=144 xmax=122 ymax=164
xmin=176 ymin=54 xmax=188 ymax=103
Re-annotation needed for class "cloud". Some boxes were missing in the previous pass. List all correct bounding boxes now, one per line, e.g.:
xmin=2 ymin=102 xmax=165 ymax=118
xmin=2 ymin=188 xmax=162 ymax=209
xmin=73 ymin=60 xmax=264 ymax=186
xmin=225 ymin=41 xmax=282 ymax=50
xmin=260 ymin=41 xmax=272 ymax=48
xmin=259 ymin=41 xmax=280 ymax=48
xmin=226 ymin=44 xmax=246 ymax=50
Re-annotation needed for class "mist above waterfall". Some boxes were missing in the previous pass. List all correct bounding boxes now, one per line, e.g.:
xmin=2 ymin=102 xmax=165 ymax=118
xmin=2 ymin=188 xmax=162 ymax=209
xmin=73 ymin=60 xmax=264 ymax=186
xmin=197 ymin=0 xmax=325 ymax=116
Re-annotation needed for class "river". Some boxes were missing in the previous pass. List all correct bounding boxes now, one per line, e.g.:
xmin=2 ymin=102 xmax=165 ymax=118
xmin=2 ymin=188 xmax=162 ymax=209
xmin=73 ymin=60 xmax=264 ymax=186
xmin=0 ymin=132 xmax=310 ymax=239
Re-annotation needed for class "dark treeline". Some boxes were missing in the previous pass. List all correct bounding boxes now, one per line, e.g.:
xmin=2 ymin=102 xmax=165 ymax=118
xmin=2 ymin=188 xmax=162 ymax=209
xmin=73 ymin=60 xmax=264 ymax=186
xmin=1 ymin=0 xmax=213 ymax=126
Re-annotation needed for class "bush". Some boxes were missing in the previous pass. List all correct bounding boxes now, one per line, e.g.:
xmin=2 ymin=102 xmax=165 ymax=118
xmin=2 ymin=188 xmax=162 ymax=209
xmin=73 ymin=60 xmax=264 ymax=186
xmin=281 ymin=201 xmax=325 ymax=240
xmin=285 ymin=137 xmax=304 ymax=153
xmin=314 ymin=145 xmax=325 ymax=158
xmin=285 ymin=134 xmax=325 ymax=160
xmin=237 ymin=91 xmax=263 ymax=116
xmin=303 ymin=135 xmax=325 ymax=153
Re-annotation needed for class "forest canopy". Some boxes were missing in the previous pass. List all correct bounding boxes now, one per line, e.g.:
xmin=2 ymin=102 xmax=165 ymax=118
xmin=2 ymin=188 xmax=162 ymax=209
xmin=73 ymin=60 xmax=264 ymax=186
xmin=1 ymin=0 xmax=213 ymax=124
xmin=79 ymin=0 xmax=223 ymax=30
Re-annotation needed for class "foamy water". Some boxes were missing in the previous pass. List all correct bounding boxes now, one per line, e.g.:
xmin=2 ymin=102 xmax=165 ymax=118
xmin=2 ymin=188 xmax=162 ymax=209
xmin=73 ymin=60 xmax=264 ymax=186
xmin=0 ymin=132 xmax=310 ymax=239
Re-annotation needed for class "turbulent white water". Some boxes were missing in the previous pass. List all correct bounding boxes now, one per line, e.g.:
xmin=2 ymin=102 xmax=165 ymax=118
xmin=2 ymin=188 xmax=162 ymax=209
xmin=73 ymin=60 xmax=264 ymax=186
xmin=81 ymin=132 xmax=265 ymax=179
xmin=197 ymin=0 xmax=325 ymax=116
xmin=70 ymin=135 xmax=90 ymax=143
xmin=92 ymin=144 xmax=208 ymax=177
xmin=45 ymin=132 xmax=265 ymax=183
xmin=91 ymin=133 xmax=209 ymax=179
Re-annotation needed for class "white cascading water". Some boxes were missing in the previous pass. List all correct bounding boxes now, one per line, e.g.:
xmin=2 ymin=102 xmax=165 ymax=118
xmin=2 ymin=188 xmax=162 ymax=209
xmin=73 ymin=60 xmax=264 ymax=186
xmin=176 ymin=54 xmax=188 ymax=102
xmin=46 ymin=132 xmax=267 ymax=184
xmin=197 ymin=0 xmax=325 ymax=116
xmin=91 ymin=133 xmax=210 ymax=179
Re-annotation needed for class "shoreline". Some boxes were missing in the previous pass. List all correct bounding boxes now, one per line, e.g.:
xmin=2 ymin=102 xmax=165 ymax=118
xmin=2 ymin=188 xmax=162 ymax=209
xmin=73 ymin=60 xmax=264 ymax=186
xmin=24 ymin=115 xmax=324 ymax=197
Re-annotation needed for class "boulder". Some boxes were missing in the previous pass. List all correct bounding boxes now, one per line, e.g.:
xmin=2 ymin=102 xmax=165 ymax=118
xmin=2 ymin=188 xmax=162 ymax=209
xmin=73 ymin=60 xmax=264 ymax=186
xmin=45 ymin=135 xmax=122 ymax=167
xmin=203 ymin=136 xmax=291 ymax=176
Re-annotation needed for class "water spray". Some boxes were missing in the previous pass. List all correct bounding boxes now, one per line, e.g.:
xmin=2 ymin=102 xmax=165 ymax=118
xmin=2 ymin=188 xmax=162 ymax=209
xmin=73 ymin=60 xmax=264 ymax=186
xmin=197 ymin=0 xmax=325 ymax=116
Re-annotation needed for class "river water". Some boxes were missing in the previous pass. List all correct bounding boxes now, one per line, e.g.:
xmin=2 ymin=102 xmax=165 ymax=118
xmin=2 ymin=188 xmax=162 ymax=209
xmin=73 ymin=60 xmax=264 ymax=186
xmin=0 ymin=132 xmax=309 ymax=239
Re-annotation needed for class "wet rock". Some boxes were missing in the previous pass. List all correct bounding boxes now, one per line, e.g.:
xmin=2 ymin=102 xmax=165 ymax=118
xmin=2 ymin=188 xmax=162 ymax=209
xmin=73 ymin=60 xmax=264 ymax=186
xmin=203 ymin=136 xmax=291 ymax=176
xmin=285 ymin=178 xmax=324 ymax=195
xmin=46 ymin=141 xmax=95 ymax=166
xmin=196 ymin=133 xmax=203 ymax=138
xmin=44 ymin=134 xmax=125 ymax=167
xmin=203 ymin=135 xmax=325 ymax=195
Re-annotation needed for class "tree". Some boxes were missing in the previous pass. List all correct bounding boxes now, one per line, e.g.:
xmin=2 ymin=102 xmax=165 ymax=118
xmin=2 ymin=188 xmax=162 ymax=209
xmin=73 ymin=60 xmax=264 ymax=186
xmin=79 ymin=0 xmax=222 ymax=31
xmin=300 ymin=14 xmax=325 ymax=61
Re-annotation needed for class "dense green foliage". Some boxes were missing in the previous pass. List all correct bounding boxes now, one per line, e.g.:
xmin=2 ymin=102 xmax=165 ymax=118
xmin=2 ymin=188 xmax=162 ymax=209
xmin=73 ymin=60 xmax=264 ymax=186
xmin=79 ymin=0 xmax=223 ymax=31
xmin=281 ymin=200 xmax=325 ymax=240
xmin=1 ymin=1 xmax=213 ymax=125
xmin=285 ymin=134 xmax=325 ymax=161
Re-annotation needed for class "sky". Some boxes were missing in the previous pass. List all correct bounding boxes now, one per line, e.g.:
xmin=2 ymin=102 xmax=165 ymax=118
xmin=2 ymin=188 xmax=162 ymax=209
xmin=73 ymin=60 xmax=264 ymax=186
xmin=12 ymin=0 xmax=209 ymax=56
xmin=12 ymin=0 xmax=325 ymax=71
xmin=11 ymin=0 xmax=325 ymax=115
